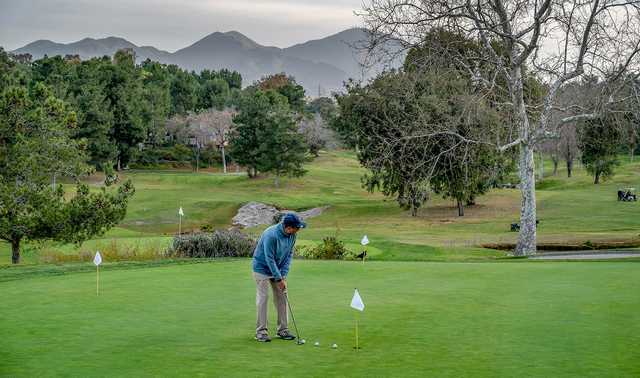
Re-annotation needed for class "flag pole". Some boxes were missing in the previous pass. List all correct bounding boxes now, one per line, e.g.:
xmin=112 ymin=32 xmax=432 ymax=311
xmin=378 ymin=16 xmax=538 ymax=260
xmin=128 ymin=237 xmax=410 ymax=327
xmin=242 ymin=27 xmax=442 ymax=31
xmin=178 ymin=214 xmax=182 ymax=236
xmin=350 ymin=288 xmax=364 ymax=351
xmin=96 ymin=265 xmax=99 ymax=296
xmin=355 ymin=314 xmax=359 ymax=351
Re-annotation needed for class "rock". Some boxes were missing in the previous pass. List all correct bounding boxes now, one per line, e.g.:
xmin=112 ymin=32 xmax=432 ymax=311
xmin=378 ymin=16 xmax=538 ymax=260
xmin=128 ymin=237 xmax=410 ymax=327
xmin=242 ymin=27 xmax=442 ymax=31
xmin=232 ymin=202 xmax=280 ymax=228
xmin=232 ymin=201 xmax=329 ymax=228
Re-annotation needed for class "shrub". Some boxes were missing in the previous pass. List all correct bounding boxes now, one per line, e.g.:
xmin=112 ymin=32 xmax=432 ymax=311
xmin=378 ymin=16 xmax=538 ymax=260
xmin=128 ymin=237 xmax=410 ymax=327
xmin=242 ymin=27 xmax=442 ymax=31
xmin=167 ymin=230 xmax=256 ymax=258
xmin=297 ymin=236 xmax=355 ymax=260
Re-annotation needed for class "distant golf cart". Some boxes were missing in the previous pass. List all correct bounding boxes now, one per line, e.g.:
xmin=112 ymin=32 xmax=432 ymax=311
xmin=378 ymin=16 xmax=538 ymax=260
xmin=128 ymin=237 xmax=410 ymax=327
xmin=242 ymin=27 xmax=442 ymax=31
xmin=510 ymin=219 xmax=540 ymax=232
xmin=617 ymin=188 xmax=637 ymax=202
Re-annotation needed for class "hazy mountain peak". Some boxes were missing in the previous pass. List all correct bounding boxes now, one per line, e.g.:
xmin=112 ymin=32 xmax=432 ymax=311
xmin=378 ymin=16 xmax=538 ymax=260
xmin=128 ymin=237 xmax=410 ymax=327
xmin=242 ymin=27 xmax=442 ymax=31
xmin=184 ymin=30 xmax=262 ymax=51
xmin=20 ymin=39 xmax=57 ymax=49
xmin=12 ymin=28 xmax=403 ymax=95
xmin=224 ymin=31 xmax=262 ymax=49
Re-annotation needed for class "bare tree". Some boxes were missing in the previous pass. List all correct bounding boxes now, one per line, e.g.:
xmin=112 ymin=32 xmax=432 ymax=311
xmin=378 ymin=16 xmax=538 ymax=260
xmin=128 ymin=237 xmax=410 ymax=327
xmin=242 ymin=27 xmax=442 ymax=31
xmin=298 ymin=113 xmax=341 ymax=156
xmin=360 ymin=0 xmax=640 ymax=255
xmin=539 ymin=137 xmax=560 ymax=176
xmin=559 ymin=122 xmax=580 ymax=177
xmin=625 ymin=76 xmax=640 ymax=161
xmin=187 ymin=108 xmax=236 ymax=173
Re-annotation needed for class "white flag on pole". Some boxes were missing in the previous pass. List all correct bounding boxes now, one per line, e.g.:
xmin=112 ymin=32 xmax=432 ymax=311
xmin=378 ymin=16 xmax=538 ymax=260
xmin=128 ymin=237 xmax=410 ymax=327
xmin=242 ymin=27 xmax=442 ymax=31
xmin=350 ymin=289 xmax=365 ymax=311
xmin=93 ymin=251 xmax=102 ymax=266
xmin=179 ymin=207 xmax=184 ymax=216
xmin=361 ymin=235 xmax=369 ymax=246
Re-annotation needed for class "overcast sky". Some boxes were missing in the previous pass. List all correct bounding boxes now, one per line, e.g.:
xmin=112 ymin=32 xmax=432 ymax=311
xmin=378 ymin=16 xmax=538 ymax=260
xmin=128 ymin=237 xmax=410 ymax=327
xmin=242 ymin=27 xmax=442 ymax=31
xmin=0 ymin=0 xmax=365 ymax=51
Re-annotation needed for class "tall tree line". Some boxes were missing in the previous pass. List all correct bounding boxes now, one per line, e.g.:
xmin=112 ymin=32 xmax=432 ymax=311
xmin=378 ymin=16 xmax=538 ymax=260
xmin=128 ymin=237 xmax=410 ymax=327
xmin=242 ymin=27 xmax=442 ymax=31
xmin=7 ymin=49 xmax=243 ymax=171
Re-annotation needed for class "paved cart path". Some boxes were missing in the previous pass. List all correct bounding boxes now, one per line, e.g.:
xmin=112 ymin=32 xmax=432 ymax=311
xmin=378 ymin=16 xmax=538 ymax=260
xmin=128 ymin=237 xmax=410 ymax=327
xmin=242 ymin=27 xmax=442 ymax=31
xmin=530 ymin=250 xmax=640 ymax=260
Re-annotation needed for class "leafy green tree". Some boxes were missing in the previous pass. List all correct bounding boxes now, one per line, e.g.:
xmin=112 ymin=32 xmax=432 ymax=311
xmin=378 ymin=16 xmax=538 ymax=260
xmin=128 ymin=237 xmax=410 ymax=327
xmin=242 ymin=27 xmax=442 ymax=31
xmin=69 ymin=58 xmax=118 ymax=168
xmin=30 ymin=55 xmax=73 ymax=99
xmin=256 ymin=73 xmax=306 ymax=112
xmin=334 ymin=62 xmax=509 ymax=216
xmin=107 ymin=50 xmax=149 ymax=170
xmin=218 ymin=68 xmax=242 ymax=90
xmin=169 ymin=65 xmax=199 ymax=115
xmin=140 ymin=60 xmax=171 ymax=146
xmin=330 ymin=83 xmax=361 ymax=149
xmin=306 ymin=97 xmax=337 ymax=121
xmin=0 ymin=83 xmax=135 ymax=264
xmin=0 ymin=47 xmax=17 ymax=88
xmin=578 ymin=114 xmax=623 ymax=184
xmin=230 ymin=90 xmax=308 ymax=184
xmin=430 ymin=139 xmax=509 ymax=216
xmin=198 ymin=77 xmax=230 ymax=110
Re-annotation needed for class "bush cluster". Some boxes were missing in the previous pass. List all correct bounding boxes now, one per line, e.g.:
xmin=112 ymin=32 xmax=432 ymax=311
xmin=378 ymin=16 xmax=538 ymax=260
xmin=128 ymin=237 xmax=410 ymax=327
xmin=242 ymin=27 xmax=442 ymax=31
xmin=167 ymin=230 xmax=256 ymax=258
xmin=297 ymin=236 xmax=355 ymax=260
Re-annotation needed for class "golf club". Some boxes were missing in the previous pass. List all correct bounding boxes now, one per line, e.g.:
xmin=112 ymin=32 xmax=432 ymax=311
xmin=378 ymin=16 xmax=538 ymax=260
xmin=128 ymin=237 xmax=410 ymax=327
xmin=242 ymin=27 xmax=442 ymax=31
xmin=283 ymin=290 xmax=304 ymax=345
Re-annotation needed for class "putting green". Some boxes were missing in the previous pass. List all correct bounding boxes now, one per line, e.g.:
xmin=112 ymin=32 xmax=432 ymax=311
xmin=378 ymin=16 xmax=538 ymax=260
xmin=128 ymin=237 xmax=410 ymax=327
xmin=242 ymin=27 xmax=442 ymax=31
xmin=1 ymin=260 xmax=639 ymax=377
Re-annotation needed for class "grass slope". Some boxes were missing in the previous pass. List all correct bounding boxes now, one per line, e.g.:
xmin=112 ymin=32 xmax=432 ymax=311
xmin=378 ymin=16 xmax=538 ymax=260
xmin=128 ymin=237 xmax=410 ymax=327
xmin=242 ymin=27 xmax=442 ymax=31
xmin=2 ymin=151 xmax=640 ymax=264
xmin=1 ymin=260 xmax=639 ymax=377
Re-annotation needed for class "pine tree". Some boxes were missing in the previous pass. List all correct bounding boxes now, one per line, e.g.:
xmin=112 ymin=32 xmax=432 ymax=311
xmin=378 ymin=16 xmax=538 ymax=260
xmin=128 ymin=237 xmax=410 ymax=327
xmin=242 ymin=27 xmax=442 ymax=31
xmin=230 ymin=90 xmax=308 ymax=184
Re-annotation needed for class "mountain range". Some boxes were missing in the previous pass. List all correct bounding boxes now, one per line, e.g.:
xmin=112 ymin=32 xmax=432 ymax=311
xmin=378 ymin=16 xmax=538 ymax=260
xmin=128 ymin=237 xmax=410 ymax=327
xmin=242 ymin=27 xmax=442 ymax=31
xmin=11 ymin=29 xmax=404 ymax=95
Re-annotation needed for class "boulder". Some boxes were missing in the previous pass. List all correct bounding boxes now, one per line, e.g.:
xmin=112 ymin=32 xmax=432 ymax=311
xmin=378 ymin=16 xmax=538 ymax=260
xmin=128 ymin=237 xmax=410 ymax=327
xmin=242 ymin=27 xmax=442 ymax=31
xmin=232 ymin=201 xmax=328 ymax=228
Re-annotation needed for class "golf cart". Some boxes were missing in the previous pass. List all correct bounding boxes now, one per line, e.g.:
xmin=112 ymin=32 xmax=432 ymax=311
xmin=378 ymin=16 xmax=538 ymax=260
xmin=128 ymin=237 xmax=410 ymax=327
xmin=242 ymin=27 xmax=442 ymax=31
xmin=510 ymin=219 xmax=540 ymax=232
xmin=617 ymin=188 xmax=637 ymax=202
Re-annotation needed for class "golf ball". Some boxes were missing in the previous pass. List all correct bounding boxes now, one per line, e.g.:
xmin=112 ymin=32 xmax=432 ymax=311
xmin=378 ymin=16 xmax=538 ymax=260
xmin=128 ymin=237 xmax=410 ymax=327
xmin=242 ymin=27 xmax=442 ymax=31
xmin=300 ymin=339 xmax=306 ymax=344
xmin=314 ymin=341 xmax=320 ymax=347
xmin=331 ymin=343 xmax=338 ymax=349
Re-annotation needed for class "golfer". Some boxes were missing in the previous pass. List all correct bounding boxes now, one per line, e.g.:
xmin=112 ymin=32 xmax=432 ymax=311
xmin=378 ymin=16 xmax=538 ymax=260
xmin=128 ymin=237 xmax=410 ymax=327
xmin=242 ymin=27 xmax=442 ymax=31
xmin=252 ymin=213 xmax=306 ymax=342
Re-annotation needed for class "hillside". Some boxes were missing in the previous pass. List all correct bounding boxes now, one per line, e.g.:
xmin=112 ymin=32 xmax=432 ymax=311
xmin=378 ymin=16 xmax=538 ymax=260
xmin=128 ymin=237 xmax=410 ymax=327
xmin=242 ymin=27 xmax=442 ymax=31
xmin=11 ymin=29 xmax=404 ymax=94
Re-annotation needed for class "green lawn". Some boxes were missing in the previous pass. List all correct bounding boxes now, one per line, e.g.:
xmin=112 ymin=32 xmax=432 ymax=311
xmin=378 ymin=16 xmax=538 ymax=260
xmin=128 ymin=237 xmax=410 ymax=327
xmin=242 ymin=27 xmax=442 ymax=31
xmin=1 ymin=260 xmax=639 ymax=377
xmin=2 ymin=151 xmax=640 ymax=264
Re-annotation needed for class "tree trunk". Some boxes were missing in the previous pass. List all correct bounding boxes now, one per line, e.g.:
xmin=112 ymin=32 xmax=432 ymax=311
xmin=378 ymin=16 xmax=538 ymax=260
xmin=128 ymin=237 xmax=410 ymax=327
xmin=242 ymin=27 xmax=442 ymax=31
xmin=195 ymin=147 xmax=200 ymax=173
xmin=274 ymin=174 xmax=280 ymax=188
xmin=52 ymin=173 xmax=57 ymax=189
xmin=11 ymin=238 xmax=21 ymax=264
xmin=512 ymin=66 xmax=537 ymax=256
xmin=515 ymin=143 xmax=537 ymax=256
xmin=552 ymin=158 xmax=558 ymax=176
xmin=457 ymin=198 xmax=464 ymax=217
xmin=117 ymin=157 xmax=122 ymax=172
xmin=221 ymin=146 xmax=227 ymax=174
xmin=594 ymin=171 xmax=600 ymax=184
xmin=567 ymin=159 xmax=573 ymax=178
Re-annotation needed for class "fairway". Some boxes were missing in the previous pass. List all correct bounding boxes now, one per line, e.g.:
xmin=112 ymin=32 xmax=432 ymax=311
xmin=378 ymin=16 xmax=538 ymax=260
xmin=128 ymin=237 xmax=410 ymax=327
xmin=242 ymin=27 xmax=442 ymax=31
xmin=3 ymin=151 xmax=640 ymax=265
xmin=1 ymin=260 xmax=639 ymax=377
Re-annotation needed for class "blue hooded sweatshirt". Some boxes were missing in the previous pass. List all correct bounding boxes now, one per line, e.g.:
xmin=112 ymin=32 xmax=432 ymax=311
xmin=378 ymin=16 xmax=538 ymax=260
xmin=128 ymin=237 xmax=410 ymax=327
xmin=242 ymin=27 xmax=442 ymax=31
xmin=252 ymin=223 xmax=296 ymax=280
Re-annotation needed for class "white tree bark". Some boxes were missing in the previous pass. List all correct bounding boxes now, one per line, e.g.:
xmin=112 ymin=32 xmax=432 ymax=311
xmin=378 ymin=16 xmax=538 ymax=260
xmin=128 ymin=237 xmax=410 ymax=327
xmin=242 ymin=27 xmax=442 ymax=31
xmin=517 ymin=142 xmax=537 ymax=255
xmin=221 ymin=146 xmax=227 ymax=174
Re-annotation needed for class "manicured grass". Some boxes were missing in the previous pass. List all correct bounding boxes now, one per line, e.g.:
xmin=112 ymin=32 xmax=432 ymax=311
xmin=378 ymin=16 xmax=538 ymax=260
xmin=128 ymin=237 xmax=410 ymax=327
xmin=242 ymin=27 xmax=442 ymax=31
xmin=2 ymin=151 xmax=640 ymax=265
xmin=1 ymin=260 xmax=639 ymax=377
